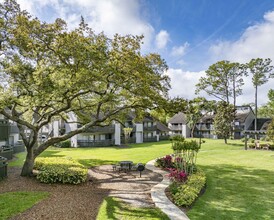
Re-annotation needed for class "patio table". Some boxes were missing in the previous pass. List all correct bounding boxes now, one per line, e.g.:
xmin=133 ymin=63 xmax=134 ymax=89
xmin=119 ymin=161 xmax=133 ymax=172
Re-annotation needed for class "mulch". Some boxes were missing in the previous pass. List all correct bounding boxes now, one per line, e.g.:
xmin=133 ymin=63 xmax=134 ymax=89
xmin=0 ymin=165 xmax=163 ymax=220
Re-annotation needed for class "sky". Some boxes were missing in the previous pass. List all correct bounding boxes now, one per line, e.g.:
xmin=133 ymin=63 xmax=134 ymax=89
xmin=6 ymin=0 xmax=274 ymax=106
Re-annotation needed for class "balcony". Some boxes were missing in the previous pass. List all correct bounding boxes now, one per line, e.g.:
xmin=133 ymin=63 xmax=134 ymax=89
xmin=143 ymin=125 xmax=157 ymax=131
xmin=121 ymin=137 xmax=136 ymax=144
xmin=143 ymin=137 xmax=157 ymax=142
xmin=159 ymin=135 xmax=170 ymax=141
xmin=84 ymin=125 xmax=115 ymax=133
xmin=169 ymin=125 xmax=182 ymax=131
xmin=77 ymin=139 xmax=115 ymax=147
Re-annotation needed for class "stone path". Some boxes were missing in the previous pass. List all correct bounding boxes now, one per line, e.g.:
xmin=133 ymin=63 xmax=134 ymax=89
xmin=90 ymin=165 xmax=163 ymax=207
xmin=146 ymin=160 xmax=190 ymax=220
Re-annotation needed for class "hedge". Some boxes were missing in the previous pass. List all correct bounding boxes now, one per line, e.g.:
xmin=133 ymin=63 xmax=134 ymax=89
xmin=169 ymin=170 xmax=206 ymax=207
xmin=34 ymin=157 xmax=88 ymax=184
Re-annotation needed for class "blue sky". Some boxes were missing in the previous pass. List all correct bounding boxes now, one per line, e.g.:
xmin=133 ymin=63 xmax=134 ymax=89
xmin=8 ymin=0 xmax=274 ymax=105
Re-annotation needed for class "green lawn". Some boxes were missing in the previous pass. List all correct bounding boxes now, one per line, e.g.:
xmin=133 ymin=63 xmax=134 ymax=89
xmin=9 ymin=139 xmax=274 ymax=219
xmin=0 ymin=191 xmax=49 ymax=220
xmin=10 ymin=141 xmax=173 ymax=167
xmin=96 ymin=197 xmax=169 ymax=220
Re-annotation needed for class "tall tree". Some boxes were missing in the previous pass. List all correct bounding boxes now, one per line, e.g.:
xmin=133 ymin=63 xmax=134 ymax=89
xmin=266 ymin=118 xmax=274 ymax=144
xmin=196 ymin=61 xmax=232 ymax=104
xmin=258 ymin=89 xmax=274 ymax=118
xmin=213 ymin=102 xmax=235 ymax=144
xmin=0 ymin=0 xmax=171 ymax=176
xmin=247 ymin=58 xmax=274 ymax=137
xmin=196 ymin=61 xmax=246 ymax=106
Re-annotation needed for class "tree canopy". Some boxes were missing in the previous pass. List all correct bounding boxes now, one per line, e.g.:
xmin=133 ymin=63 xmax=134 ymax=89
xmin=195 ymin=60 xmax=246 ymax=105
xmin=213 ymin=102 xmax=235 ymax=144
xmin=0 ymin=0 xmax=172 ymax=176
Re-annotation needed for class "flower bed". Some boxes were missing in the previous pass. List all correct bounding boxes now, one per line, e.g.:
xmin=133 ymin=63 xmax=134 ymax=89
xmin=155 ymin=136 xmax=206 ymax=208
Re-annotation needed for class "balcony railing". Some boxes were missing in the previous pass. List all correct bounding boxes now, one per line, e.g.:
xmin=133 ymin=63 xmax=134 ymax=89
xmin=159 ymin=135 xmax=170 ymax=141
xmin=121 ymin=137 xmax=136 ymax=144
xmin=84 ymin=125 xmax=115 ymax=133
xmin=143 ymin=137 xmax=157 ymax=142
xmin=169 ymin=125 xmax=183 ymax=131
xmin=143 ymin=125 xmax=157 ymax=131
xmin=77 ymin=139 xmax=115 ymax=147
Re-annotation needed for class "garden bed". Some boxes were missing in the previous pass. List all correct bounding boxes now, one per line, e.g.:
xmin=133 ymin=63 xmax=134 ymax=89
xmin=154 ymin=136 xmax=206 ymax=210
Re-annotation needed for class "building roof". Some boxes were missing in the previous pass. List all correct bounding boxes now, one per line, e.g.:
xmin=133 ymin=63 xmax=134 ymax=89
xmin=156 ymin=122 xmax=170 ymax=132
xmin=168 ymin=112 xmax=187 ymax=124
xmin=247 ymin=118 xmax=272 ymax=131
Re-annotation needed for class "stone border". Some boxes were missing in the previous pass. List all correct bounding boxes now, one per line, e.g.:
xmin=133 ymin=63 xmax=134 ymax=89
xmin=146 ymin=159 xmax=189 ymax=220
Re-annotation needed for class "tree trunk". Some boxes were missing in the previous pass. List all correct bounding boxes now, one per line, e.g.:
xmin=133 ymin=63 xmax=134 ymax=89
xmin=224 ymin=137 xmax=227 ymax=144
xmin=21 ymin=147 xmax=35 ymax=176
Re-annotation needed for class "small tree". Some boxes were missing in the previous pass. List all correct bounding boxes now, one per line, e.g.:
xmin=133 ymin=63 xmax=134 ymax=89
xmin=170 ymin=136 xmax=200 ymax=175
xmin=266 ymin=118 xmax=274 ymax=144
xmin=123 ymin=127 xmax=133 ymax=145
xmin=213 ymin=102 xmax=235 ymax=144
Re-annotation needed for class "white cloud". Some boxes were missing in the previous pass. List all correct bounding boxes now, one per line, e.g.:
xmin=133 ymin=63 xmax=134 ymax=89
xmin=209 ymin=10 xmax=274 ymax=63
xmin=171 ymin=42 xmax=189 ymax=57
xmin=155 ymin=30 xmax=170 ymax=49
xmin=166 ymin=68 xmax=206 ymax=100
xmin=16 ymin=0 xmax=155 ymax=49
xmin=208 ymin=10 xmax=274 ymax=106
xmin=166 ymin=67 xmax=274 ymax=106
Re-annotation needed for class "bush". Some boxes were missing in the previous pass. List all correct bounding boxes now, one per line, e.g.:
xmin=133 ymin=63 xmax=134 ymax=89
xmin=155 ymin=155 xmax=174 ymax=169
xmin=34 ymin=157 xmax=87 ymax=184
xmin=168 ymin=168 xmax=187 ymax=183
xmin=250 ymin=139 xmax=255 ymax=143
xmin=58 ymin=140 xmax=71 ymax=148
xmin=170 ymin=170 xmax=206 ymax=207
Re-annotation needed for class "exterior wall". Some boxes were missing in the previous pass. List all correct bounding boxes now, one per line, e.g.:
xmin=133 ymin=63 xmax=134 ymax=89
xmin=135 ymin=123 xmax=143 ymax=143
xmin=53 ymin=120 xmax=59 ymax=137
xmin=168 ymin=122 xmax=190 ymax=138
xmin=114 ymin=123 xmax=121 ymax=145
xmin=182 ymin=125 xmax=191 ymax=138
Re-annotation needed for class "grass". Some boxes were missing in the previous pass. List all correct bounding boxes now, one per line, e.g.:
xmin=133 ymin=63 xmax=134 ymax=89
xmin=8 ymin=139 xmax=274 ymax=219
xmin=0 ymin=191 xmax=49 ymax=220
xmin=96 ymin=197 xmax=169 ymax=220
xmin=187 ymin=139 xmax=274 ymax=220
xmin=9 ymin=141 xmax=173 ymax=168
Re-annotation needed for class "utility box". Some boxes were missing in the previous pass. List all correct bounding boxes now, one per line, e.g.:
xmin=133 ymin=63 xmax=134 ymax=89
xmin=0 ymin=145 xmax=13 ymax=160
xmin=0 ymin=156 xmax=8 ymax=179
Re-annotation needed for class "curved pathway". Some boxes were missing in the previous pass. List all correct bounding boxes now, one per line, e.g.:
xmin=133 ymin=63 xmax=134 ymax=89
xmin=146 ymin=159 xmax=190 ymax=220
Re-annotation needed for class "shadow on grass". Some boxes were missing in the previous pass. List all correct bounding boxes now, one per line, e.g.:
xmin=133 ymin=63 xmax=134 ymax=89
xmin=77 ymin=158 xmax=119 ymax=167
xmin=188 ymin=164 xmax=274 ymax=220
xmin=226 ymin=142 xmax=245 ymax=147
xmin=97 ymin=197 xmax=169 ymax=220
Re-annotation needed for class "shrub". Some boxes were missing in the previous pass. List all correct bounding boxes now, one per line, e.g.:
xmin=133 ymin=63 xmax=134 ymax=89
xmin=155 ymin=155 xmax=174 ymax=169
xmin=269 ymin=144 xmax=274 ymax=150
xmin=168 ymin=168 xmax=187 ymax=183
xmin=170 ymin=170 xmax=206 ymax=207
xmin=34 ymin=157 xmax=87 ymax=184
xmin=58 ymin=140 xmax=71 ymax=148
xmin=250 ymin=139 xmax=255 ymax=143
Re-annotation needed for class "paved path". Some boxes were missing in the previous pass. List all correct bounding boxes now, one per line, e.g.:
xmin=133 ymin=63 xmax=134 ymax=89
xmin=90 ymin=165 xmax=163 ymax=207
xmin=146 ymin=160 xmax=190 ymax=220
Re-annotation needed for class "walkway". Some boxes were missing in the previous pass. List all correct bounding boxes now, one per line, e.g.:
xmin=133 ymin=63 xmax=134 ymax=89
xmin=146 ymin=159 xmax=190 ymax=220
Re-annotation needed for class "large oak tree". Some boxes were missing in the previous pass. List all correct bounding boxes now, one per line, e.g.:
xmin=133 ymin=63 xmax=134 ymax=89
xmin=0 ymin=0 xmax=171 ymax=176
